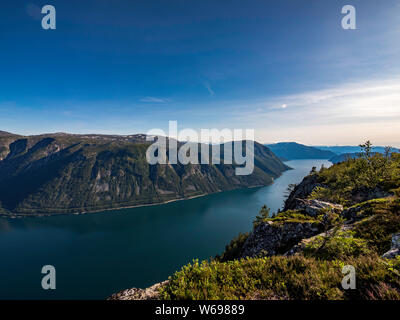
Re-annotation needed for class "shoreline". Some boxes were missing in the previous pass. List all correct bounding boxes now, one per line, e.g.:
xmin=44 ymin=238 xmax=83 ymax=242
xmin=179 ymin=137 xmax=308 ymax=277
xmin=0 ymin=183 xmax=269 ymax=219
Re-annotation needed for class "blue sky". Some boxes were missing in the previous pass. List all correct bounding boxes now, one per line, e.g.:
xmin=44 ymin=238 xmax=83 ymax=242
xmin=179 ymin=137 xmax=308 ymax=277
xmin=1 ymin=0 xmax=400 ymax=146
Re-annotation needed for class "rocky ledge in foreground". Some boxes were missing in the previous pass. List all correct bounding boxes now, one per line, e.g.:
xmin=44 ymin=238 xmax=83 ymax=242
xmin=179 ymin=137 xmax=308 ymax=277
xmin=240 ymin=199 xmax=344 ymax=259
xmin=108 ymin=281 xmax=169 ymax=300
xmin=109 ymin=153 xmax=400 ymax=300
xmin=109 ymin=195 xmax=400 ymax=300
xmin=382 ymin=233 xmax=400 ymax=259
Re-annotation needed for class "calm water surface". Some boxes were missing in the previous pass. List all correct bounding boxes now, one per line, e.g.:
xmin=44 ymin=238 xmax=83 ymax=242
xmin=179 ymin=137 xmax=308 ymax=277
xmin=0 ymin=159 xmax=331 ymax=299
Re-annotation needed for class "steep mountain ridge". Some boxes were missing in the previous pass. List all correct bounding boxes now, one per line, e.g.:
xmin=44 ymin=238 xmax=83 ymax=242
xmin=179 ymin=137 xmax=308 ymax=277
xmin=0 ymin=133 xmax=289 ymax=215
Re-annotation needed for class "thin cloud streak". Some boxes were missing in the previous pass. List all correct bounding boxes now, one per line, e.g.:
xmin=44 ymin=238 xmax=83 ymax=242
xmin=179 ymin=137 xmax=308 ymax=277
xmin=191 ymin=76 xmax=400 ymax=146
xmin=140 ymin=96 xmax=170 ymax=103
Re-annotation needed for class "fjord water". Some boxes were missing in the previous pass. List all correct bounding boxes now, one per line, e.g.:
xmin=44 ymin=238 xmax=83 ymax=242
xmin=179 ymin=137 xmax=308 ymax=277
xmin=0 ymin=159 xmax=331 ymax=299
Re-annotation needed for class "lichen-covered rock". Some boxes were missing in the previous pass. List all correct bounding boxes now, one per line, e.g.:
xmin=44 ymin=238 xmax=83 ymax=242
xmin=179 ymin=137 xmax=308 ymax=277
xmin=107 ymin=281 xmax=168 ymax=300
xmin=292 ymin=199 xmax=343 ymax=217
xmin=382 ymin=233 xmax=400 ymax=259
xmin=240 ymin=220 xmax=323 ymax=258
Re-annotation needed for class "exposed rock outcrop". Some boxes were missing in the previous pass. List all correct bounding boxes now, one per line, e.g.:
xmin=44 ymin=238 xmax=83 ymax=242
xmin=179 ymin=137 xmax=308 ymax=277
xmin=240 ymin=180 xmax=343 ymax=258
xmin=292 ymin=199 xmax=343 ymax=217
xmin=382 ymin=233 xmax=400 ymax=259
xmin=342 ymin=204 xmax=365 ymax=221
xmin=240 ymin=220 xmax=323 ymax=258
xmin=108 ymin=281 xmax=168 ymax=300
xmin=283 ymin=174 xmax=325 ymax=211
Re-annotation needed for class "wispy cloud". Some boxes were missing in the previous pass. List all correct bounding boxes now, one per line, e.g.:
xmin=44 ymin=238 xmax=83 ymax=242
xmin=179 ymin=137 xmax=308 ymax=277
xmin=202 ymin=76 xmax=400 ymax=146
xmin=272 ymin=78 xmax=400 ymax=122
xmin=224 ymin=76 xmax=400 ymax=123
xmin=139 ymin=96 xmax=170 ymax=103
xmin=270 ymin=104 xmax=287 ymax=110
xmin=203 ymin=82 xmax=215 ymax=96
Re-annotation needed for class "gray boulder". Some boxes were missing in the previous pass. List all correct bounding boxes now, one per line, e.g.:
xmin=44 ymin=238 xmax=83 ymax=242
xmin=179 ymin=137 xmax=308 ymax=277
xmin=294 ymin=199 xmax=343 ymax=217
xmin=382 ymin=233 xmax=400 ymax=259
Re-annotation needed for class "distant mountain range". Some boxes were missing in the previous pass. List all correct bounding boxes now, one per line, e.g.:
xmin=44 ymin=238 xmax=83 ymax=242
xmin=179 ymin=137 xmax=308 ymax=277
xmin=265 ymin=142 xmax=336 ymax=160
xmin=329 ymin=151 xmax=400 ymax=164
xmin=0 ymin=132 xmax=289 ymax=216
xmin=265 ymin=142 xmax=399 ymax=163
xmin=328 ymin=153 xmax=360 ymax=164
xmin=316 ymin=145 xmax=400 ymax=155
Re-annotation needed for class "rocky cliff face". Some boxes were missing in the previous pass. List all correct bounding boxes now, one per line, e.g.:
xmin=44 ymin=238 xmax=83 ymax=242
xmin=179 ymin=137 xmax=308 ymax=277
xmin=283 ymin=174 xmax=325 ymax=211
xmin=240 ymin=220 xmax=323 ymax=258
xmin=240 ymin=199 xmax=343 ymax=259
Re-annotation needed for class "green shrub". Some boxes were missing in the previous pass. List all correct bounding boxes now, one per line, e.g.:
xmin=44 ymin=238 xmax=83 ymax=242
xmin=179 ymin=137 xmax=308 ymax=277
xmin=303 ymin=230 xmax=371 ymax=260
xmin=159 ymin=256 xmax=344 ymax=300
xmin=159 ymin=254 xmax=400 ymax=300
xmin=253 ymin=205 xmax=271 ymax=228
